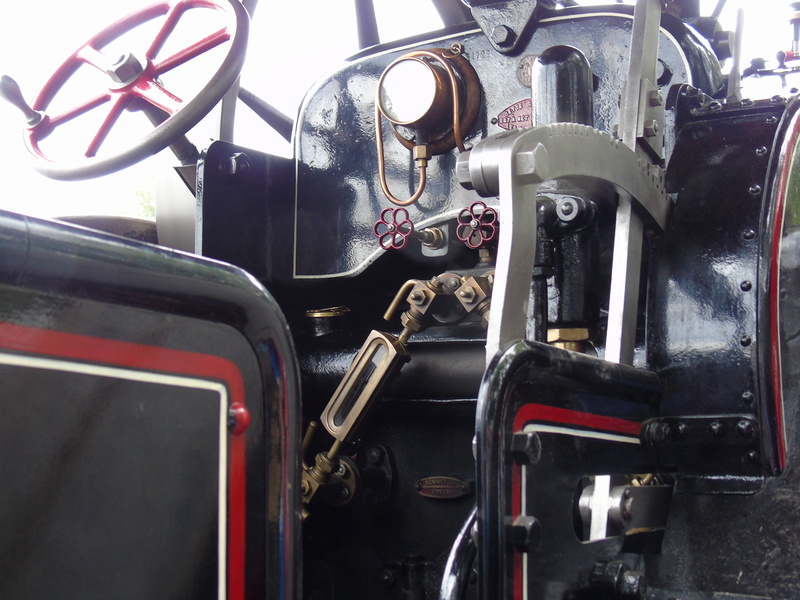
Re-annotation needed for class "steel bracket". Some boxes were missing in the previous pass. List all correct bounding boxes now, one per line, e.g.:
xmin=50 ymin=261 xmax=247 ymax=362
xmin=465 ymin=0 xmax=556 ymax=55
xmin=456 ymin=123 xmax=667 ymax=364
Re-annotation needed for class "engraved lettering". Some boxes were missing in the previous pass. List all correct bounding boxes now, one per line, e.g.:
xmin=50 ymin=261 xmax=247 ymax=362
xmin=496 ymin=99 xmax=533 ymax=131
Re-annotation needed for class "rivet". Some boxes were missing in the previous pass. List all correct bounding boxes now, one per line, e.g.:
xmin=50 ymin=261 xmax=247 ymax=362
xmin=740 ymin=281 xmax=752 ymax=291
xmin=742 ymin=391 xmax=755 ymax=405
xmin=736 ymin=420 xmax=755 ymax=439
xmin=771 ymin=95 xmax=785 ymax=104
xmin=766 ymin=116 xmax=778 ymax=124
xmin=380 ymin=570 xmax=396 ymax=588
xmin=749 ymin=184 xmax=762 ymax=196
xmin=708 ymin=421 xmax=724 ymax=438
xmin=709 ymin=101 xmax=722 ymax=111
xmin=740 ymin=335 xmax=752 ymax=347
xmin=756 ymin=146 xmax=768 ymax=157
xmin=490 ymin=117 xmax=498 ymax=125
xmin=745 ymin=450 xmax=760 ymax=463
xmin=741 ymin=98 xmax=754 ymax=106
xmin=675 ymin=422 xmax=689 ymax=440
xmin=743 ymin=229 xmax=756 ymax=240
xmin=367 ymin=446 xmax=383 ymax=464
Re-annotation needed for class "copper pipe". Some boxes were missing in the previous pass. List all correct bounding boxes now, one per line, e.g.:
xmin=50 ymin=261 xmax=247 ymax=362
xmin=384 ymin=279 xmax=419 ymax=321
xmin=375 ymin=47 xmax=469 ymax=206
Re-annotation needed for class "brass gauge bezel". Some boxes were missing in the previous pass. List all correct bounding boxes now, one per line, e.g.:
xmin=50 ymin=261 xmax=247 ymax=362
xmin=376 ymin=56 xmax=453 ymax=130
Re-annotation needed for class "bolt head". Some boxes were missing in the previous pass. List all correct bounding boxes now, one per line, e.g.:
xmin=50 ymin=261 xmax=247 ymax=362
xmin=515 ymin=143 xmax=550 ymax=183
xmin=510 ymin=515 xmax=541 ymax=553
xmin=459 ymin=286 xmax=476 ymax=303
xmin=643 ymin=119 xmax=660 ymax=137
xmin=409 ymin=290 xmax=428 ymax=305
xmin=618 ymin=571 xmax=647 ymax=599
xmin=491 ymin=25 xmax=516 ymax=47
xmin=367 ymin=446 xmax=383 ymax=464
xmin=648 ymin=89 xmax=663 ymax=106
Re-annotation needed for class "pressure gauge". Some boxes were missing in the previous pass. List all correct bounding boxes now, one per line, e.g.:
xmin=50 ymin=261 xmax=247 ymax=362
xmin=377 ymin=57 xmax=452 ymax=129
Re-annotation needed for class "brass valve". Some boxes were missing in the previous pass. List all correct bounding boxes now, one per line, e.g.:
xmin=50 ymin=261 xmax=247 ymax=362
xmin=301 ymin=272 xmax=494 ymax=512
xmin=301 ymin=329 xmax=409 ymax=509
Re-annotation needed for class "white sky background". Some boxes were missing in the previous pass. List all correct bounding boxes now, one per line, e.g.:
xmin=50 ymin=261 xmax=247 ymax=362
xmin=0 ymin=0 xmax=793 ymax=219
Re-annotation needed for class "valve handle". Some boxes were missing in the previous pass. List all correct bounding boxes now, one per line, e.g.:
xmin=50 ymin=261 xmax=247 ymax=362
xmin=0 ymin=75 xmax=45 ymax=126
xmin=456 ymin=201 xmax=498 ymax=249
xmin=374 ymin=207 xmax=415 ymax=250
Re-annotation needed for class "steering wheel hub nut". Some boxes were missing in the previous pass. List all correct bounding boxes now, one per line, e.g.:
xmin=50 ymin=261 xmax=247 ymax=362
xmin=107 ymin=53 xmax=146 ymax=87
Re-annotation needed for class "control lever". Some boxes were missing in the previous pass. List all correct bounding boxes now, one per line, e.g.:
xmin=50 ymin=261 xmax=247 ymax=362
xmin=0 ymin=75 xmax=45 ymax=127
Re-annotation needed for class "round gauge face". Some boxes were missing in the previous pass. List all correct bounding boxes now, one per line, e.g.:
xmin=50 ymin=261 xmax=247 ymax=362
xmin=378 ymin=58 xmax=438 ymax=125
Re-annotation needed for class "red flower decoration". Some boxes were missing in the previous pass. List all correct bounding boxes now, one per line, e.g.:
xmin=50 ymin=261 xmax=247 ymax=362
xmin=374 ymin=208 xmax=415 ymax=250
xmin=456 ymin=201 xmax=498 ymax=249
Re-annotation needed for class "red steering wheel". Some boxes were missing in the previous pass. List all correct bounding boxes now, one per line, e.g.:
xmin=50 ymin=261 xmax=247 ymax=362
xmin=25 ymin=0 xmax=249 ymax=180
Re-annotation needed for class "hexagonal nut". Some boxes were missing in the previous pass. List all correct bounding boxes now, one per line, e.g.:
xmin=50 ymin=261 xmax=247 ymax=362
xmin=547 ymin=328 xmax=590 ymax=343
xmin=413 ymin=145 xmax=431 ymax=161
xmin=618 ymin=571 xmax=647 ymax=600
xmin=108 ymin=53 xmax=144 ymax=84
xmin=491 ymin=25 xmax=516 ymax=47
xmin=407 ymin=285 xmax=434 ymax=307
xmin=509 ymin=515 xmax=541 ymax=553
xmin=400 ymin=311 xmax=424 ymax=332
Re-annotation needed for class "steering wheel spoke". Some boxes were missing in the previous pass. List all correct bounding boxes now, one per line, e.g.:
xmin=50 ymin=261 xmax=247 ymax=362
xmin=76 ymin=45 xmax=118 ymax=74
xmin=133 ymin=80 xmax=183 ymax=115
xmin=146 ymin=1 xmax=187 ymax=60
xmin=25 ymin=0 xmax=249 ymax=180
xmin=47 ymin=92 xmax=112 ymax=129
xmin=85 ymin=96 xmax=128 ymax=157
xmin=154 ymin=27 xmax=231 ymax=74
